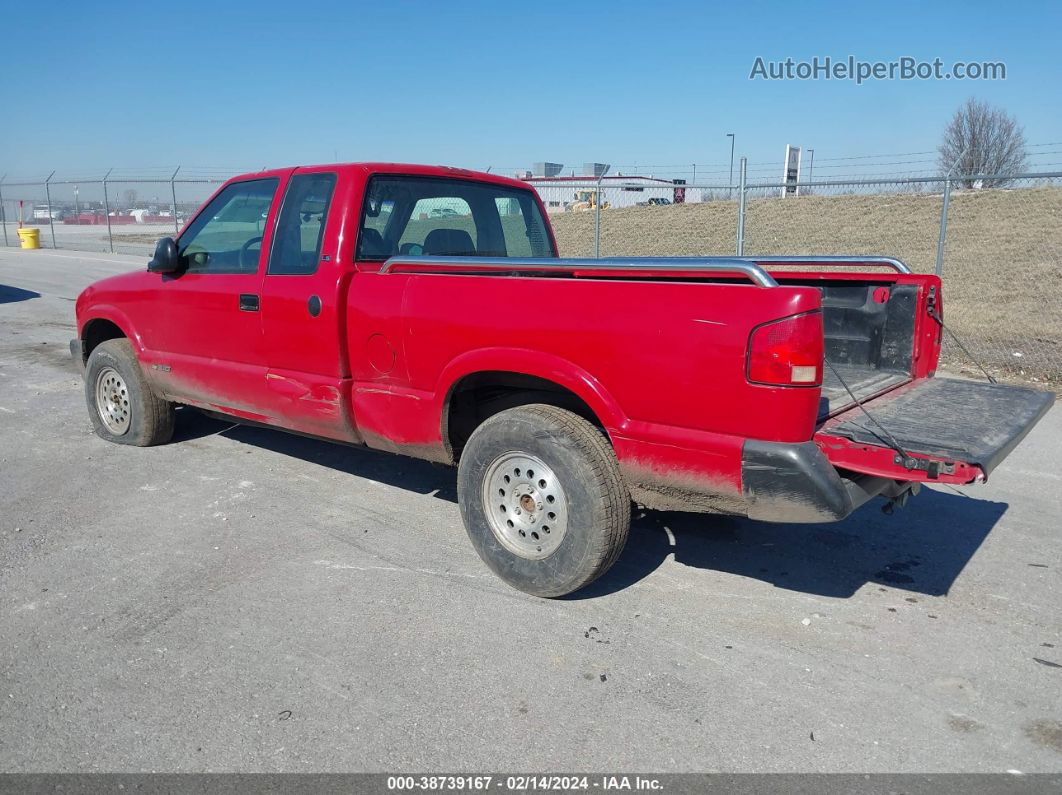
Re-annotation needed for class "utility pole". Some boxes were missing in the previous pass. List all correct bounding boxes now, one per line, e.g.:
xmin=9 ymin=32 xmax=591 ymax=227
xmin=807 ymin=149 xmax=815 ymax=183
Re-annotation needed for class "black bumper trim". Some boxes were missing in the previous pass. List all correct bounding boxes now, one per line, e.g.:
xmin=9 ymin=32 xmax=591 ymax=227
xmin=742 ymin=439 xmax=908 ymax=523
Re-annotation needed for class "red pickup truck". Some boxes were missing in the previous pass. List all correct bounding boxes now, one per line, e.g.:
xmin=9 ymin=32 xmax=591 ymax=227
xmin=72 ymin=163 xmax=1053 ymax=596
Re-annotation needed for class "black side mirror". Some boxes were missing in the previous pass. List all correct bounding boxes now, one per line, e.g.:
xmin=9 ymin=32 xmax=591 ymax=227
xmin=148 ymin=237 xmax=180 ymax=273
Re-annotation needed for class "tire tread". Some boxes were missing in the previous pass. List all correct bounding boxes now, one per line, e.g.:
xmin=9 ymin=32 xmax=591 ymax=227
xmin=460 ymin=403 xmax=630 ymax=596
xmin=87 ymin=339 xmax=174 ymax=446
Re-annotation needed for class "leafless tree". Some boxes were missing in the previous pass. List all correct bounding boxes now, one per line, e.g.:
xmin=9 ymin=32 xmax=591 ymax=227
xmin=939 ymin=98 xmax=1027 ymax=187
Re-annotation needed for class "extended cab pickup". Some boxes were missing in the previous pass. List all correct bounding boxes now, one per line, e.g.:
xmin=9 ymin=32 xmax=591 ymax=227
xmin=72 ymin=163 xmax=1054 ymax=596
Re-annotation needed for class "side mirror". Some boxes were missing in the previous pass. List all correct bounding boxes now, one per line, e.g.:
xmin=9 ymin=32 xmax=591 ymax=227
xmin=147 ymin=237 xmax=180 ymax=273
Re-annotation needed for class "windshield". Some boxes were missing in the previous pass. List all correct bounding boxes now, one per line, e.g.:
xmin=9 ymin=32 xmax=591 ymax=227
xmin=357 ymin=175 xmax=554 ymax=261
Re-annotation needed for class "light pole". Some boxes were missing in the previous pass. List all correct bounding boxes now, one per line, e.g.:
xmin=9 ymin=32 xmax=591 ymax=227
xmin=727 ymin=133 xmax=735 ymax=197
xmin=806 ymin=149 xmax=814 ymax=183
xmin=74 ymin=185 xmax=79 ymax=221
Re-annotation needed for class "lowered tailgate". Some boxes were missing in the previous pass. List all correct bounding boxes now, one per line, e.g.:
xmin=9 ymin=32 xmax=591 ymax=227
xmin=817 ymin=377 xmax=1054 ymax=481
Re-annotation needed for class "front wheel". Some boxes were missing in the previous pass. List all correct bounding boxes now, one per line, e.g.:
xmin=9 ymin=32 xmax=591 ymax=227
xmin=84 ymin=339 xmax=174 ymax=446
xmin=457 ymin=404 xmax=630 ymax=597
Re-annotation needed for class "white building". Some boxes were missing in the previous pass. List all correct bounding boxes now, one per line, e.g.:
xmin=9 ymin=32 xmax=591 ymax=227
xmin=522 ymin=174 xmax=692 ymax=213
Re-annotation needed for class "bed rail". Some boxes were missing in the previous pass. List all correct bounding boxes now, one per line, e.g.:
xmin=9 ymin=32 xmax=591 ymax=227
xmin=378 ymin=256 xmax=780 ymax=287
xmin=734 ymin=255 xmax=913 ymax=274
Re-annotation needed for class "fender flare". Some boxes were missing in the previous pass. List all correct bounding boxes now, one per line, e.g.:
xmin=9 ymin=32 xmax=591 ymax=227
xmin=435 ymin=347 xmax=629 ymax=437
xmin=78 ymin=305 xmax=145 ymax=358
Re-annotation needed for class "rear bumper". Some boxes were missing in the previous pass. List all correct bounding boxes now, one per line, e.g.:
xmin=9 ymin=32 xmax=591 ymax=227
xmin=742 ymin=439 xmax=913 ymax=523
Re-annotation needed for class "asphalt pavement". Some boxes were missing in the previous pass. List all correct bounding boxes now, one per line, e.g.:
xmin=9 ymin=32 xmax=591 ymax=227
xmin=0 ymin=247 xmax=1059 ymax=773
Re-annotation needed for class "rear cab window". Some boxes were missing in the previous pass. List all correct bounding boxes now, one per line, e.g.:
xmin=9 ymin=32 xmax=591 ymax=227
xmin=356 ymin=175 xmax=554 ymax=261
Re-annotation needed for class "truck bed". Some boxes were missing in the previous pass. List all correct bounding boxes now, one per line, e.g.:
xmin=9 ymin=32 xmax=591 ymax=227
xmin=819 ymin=365 xmax=908 ymax=420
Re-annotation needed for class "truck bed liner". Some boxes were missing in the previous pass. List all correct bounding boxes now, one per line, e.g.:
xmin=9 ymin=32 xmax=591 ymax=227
xmin=819 ymin=365 xmax=909 ymax=419
xmin=825 ymin=377 xmax=1054 ymax=475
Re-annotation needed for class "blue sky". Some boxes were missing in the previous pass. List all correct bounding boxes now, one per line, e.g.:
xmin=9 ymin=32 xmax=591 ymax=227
xmin=2 ymin=0 xmax=1060 ymax=182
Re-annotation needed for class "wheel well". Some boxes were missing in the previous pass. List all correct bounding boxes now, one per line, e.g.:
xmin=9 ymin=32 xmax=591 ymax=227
xmin=444 ymin=371 xmax=607 ymax=462
xmin=81 ymin=319 xmax=126 ymax=363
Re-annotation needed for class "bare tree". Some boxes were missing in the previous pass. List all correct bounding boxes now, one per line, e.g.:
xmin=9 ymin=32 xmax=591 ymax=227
xmin=939 ymin=98 xmax=1027 ymax=187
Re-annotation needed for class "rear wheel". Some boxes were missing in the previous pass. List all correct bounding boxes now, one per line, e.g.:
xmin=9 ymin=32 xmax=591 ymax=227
xmin=457 ymin=404 xmax=630 ymax=597
xmin=84 ymin=339 xmax=174 ymax=446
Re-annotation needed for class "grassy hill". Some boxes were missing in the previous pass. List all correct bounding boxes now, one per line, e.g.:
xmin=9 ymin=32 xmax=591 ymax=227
xmin=550 ymin=186 xmax=1062 ymax=385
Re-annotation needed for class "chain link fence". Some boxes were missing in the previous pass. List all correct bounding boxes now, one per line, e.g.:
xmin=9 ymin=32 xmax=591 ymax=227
xmin=2 ymin=166 xmax=1060 ymax=385
xmin=545 ymin=169 xmax=1062 ymax=386
xmin=0 ymin=171 xmax=225 ymax=256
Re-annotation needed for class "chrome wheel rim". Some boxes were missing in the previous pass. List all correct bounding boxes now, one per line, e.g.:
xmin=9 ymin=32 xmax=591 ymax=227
xmin=95 ymin=366 xmax=131 ymax=435
xmin=482 ymin=452 xmax=568 ymax=559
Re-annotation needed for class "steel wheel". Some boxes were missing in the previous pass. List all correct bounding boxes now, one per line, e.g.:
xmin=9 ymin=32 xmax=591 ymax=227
xmin=94 ymin=366 xmax=131 ymax=435
xmin=482 ymin=451 xmax=568 ymax=559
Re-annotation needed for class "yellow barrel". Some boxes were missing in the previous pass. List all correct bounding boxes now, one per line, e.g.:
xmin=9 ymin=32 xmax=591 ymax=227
xmin=17 ymin=227 xmax=40 ymax=249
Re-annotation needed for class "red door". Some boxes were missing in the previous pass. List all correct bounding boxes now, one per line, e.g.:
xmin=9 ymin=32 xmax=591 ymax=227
xmin=257 ymin=167 xmax=357 ymax=441
xmin=145 ymin=175 xmax=285 ymax=419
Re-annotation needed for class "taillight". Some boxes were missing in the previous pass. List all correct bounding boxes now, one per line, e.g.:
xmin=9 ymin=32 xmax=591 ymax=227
xmin=746 ymin=311 xmax=823 ymax=386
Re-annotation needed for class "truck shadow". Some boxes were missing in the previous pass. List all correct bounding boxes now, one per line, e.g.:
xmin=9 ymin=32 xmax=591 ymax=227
xmin=173 ymin=408 xmax=459 ymax=502
xmin=0 ymin=284 xmax=41 ymax=304
xmin=173 ymin=409 xmax=1006 ymax=600
xmin=578 ymin=488 xmax=1007 ymax=599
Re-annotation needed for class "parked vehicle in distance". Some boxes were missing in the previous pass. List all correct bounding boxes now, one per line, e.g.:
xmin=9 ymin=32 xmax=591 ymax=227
xmin=71 ymin=163 xmax=1054 ymax=596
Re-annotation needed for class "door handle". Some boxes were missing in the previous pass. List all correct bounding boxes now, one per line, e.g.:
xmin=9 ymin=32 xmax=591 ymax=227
xmin=239 ymin=294 xmax=259 ymax=312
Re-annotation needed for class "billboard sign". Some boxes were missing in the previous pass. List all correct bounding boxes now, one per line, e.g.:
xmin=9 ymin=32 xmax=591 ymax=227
xmin=782 ymin=145 xmax=802 ymax=197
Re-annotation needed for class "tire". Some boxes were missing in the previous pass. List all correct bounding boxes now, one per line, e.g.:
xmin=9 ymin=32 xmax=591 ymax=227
xmin=84 ymin=338 xmax=174 ymax=446
xmin=457 ymin=404 xmax=630 ymax=597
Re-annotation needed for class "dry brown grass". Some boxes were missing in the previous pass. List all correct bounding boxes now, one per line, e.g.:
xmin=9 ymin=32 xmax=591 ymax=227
xmin=550 ymin=186 xmax=1062 ymax=385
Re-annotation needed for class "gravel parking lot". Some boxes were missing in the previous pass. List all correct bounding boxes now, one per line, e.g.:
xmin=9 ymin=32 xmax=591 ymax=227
xmin=1 ymin=247 xmax=1060 ymax=773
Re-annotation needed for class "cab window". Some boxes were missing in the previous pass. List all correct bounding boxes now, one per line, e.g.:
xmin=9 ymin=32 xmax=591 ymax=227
xmin=398 ymin=197 xmax=474 ymax=255
xmin=356 ymin=175 xmax=554 ymax=261
xmin=268 ymin=173 xmax=337 ymax=275
xmin=178 ymin=178 xmax=279 ymax=274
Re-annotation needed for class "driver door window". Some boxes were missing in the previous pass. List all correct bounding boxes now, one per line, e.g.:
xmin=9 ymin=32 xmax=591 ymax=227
xmin=178 ymin=178 xmax=279 ymax=274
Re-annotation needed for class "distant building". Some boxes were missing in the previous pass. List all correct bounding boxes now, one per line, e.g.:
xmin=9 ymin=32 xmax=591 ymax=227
xmin=521 ymin=174 xmax=692 ymax=213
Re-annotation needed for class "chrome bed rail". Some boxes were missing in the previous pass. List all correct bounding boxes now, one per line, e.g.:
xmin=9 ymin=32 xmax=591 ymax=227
xmin=378 ymin=254 xmax=915 ymax=284
xmin=378 ymin=256 xmax=780 ymax=287
xmin=732 ymin=255 xmax=913 ymax=274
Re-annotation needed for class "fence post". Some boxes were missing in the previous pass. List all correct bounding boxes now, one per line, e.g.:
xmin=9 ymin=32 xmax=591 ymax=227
xmin=102 ymin=168 xmax=114 ymax=253
xmin=0 ymin=174 xmax=7 ymax=247
xmin=736 ymin=157 xmax=747 ymax=255
xmin=935 ymin=178 xmax=951 ymax=276
xmin=594 ymin=173 xmax=603 ymax=258
xmin=170 ymin=165 xmax=180 ymax=235
xmin=44 ymin=171 xmax=57 ymax=249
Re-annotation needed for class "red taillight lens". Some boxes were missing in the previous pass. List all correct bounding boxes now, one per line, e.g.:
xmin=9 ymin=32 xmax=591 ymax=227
xmin=747 ymin=311 xmax=824 ymax=386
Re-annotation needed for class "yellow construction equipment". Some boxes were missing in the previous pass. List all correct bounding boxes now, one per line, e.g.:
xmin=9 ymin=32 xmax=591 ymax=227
xmin=569 ymin=190 xmax=610 ymax=212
